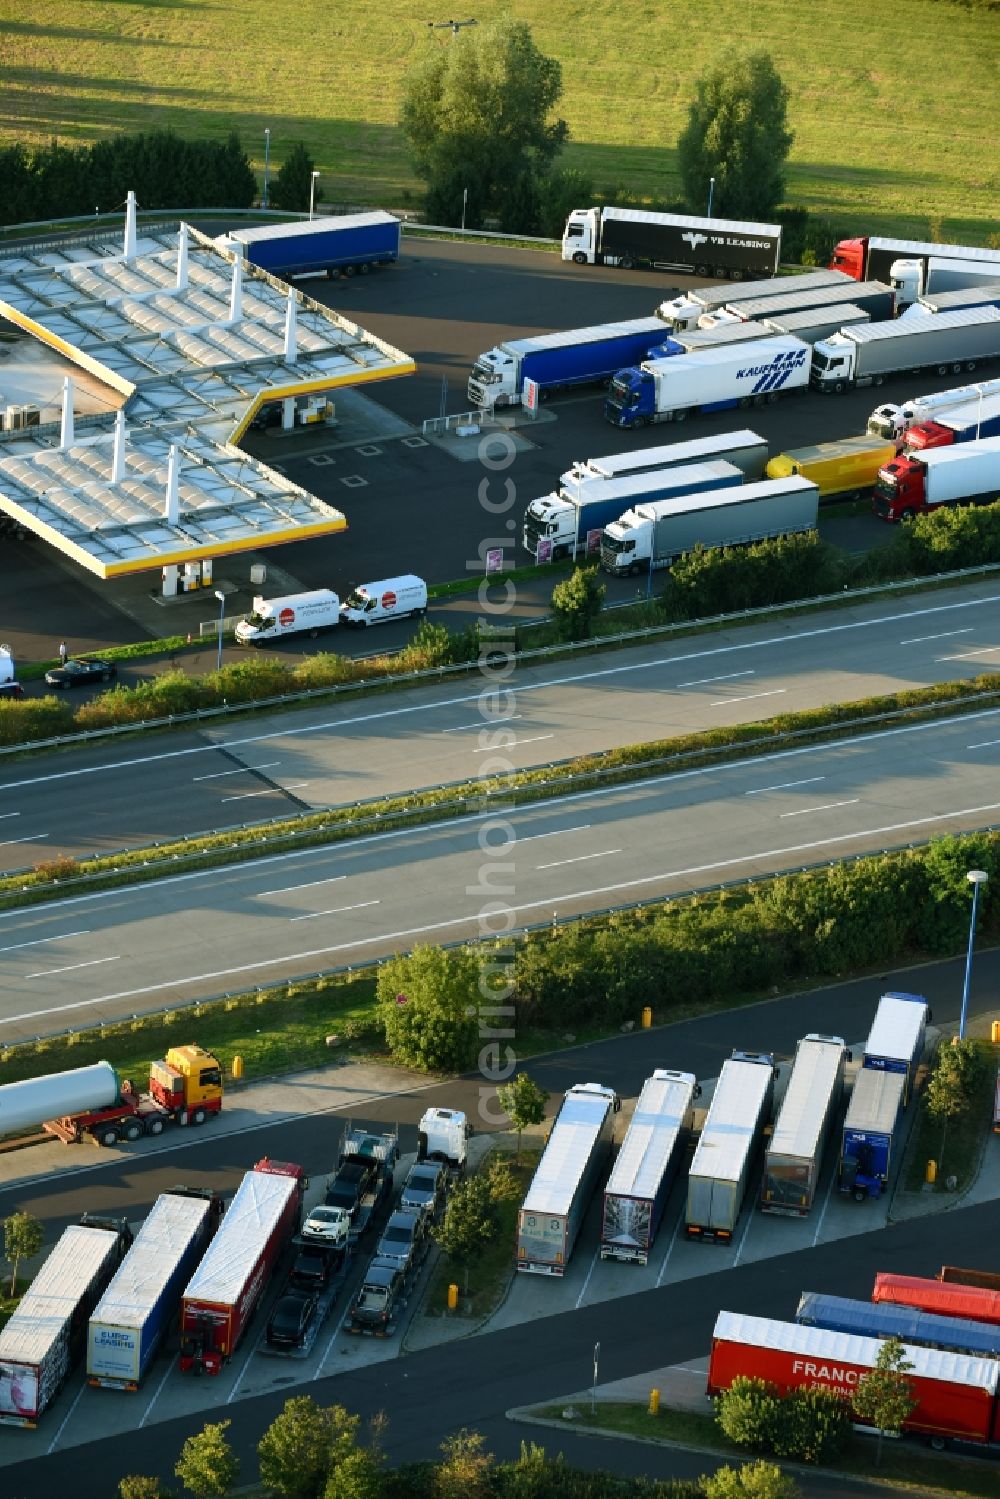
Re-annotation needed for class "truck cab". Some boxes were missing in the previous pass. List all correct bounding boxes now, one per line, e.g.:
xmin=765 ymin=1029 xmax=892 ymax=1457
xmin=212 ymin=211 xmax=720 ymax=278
xmin=562 ymin=208 xmax=598 ymax=264
xmin=604 ymin=367 xmax=650 ymax=427
xmin=468 ymin=347 xmax=517 ymax=409
xmin=147 ymin=1046 xmax=223 ymax=1123
xmin=522 ymin=494 xmax=574 ymax=558
xmin=872 ymin=455 xmax=924 ymax=521
xmin=601 ymin=510 xmax=647 ymax=575
xmin=417 ymin=1106 xmax=468 ymax=1169
xmin=901 ymin=420 xmax=956 ymax=452
xmin=809 ymin=336 xmax=855 ymax=391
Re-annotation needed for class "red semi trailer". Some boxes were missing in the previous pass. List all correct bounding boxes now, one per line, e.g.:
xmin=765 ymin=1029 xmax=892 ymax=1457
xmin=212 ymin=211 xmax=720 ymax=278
xmin=873 ymin=1272 xmax=1000 ymax=1328
xmin=708 ymin=1310 xmax=1000 ymax=1447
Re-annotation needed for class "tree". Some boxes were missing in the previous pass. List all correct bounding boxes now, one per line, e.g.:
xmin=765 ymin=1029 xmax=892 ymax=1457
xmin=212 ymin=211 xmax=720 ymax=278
xmin=852 ymin=1336 xmax=917 ymax=1466
xmin=119 ymin=1480 xmax=164 ymax=1499
xmin=434 ymin=1429 xmax=493 ymax=1499
xmin=497 ymin=1073 xmax=549 ymax=1160
xmin=323 ymin=1446 xmax=383 ymax=1499
xmin=550 ymin=567 xmax=606 ymax=642
xmin=485 ymin=1155 xmax=521 ymax=1205
xmin=376 ymin=945 xmax=480 ymax=1072
xmin=677 ymin=53 xmax=793 ymax=221
xmin=773 ymin=1385 xmax=851 ymax=1464
xmin=700 ymin=1461 xmax=799 ymax=1499
xmin=926 ymin=1037 xmax=987 ymax=1178
xmin=175 ymin=1419 xmax=239 ymax=1498
xmin=433 ymin=1174 xmax=497 ymax=1269
xmin=714 ymin=1378 xmax=784 ymax=1453
xmin=401 ymin=16 xmax=567 ymax=230
xmin=272 ymin=142 xmax=317 ymax=213
xmin=258 ymin=1397 xmax=360 ymax=1499
xmin=4 ymin=1210 xmax=43 ymax=1295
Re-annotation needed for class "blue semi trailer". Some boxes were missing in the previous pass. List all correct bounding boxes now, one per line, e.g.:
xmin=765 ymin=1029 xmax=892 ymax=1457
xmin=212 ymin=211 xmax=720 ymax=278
xmin=467 ymin=317 xmax=666 ymax=412
xmin=838 ymin=1066 xmax=906 ymax=1202
xmin=862 ymin=990 xmax=929 ymax=1104
xmin=796 ymin=1290 xmax=1000 ymax=1361
xmin=218 ymin=213 xmax=401 ymax=281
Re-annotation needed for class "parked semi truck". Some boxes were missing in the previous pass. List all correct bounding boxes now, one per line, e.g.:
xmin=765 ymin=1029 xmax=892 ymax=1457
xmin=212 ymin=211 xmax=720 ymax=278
xmin=600 ymin=476 xmax=818 ymax=577
xmin=0 ymin=1218 xmax=132 ymax=1425
xmin=863 ymin=991 xmax=929 ymax=1101
xmin=796 ymin=1291 xmax=1000 ymax=1361
xmin=838 ymin=1066 xmax=906 ymax=1202
xmin=903 ymin=282 xmax=1000 ymax=319
xmin=868 ymin=377 xmax=1000 ymax=443
xmin=659 ymin=270 xmax=853 ymax=332
xmin=764 ymin=436 xmax=897 ymax=501
xmin=557 ymin=430 xmax=768 ymax=502
xmin=647 ymin=319 xmax=776 ymax=360
xmin=468 ymin=317 xmax=665 ymax=411
xmin=874 ymin=1272 xmax=1000 ymax=1328
xmin=708 ymin=1310 xmax=1000 ymax=1448
xmin=606 ymin=336 xmax=811 ymax=429
xmin=874 ymin=439 xmax=1000 ymax=521
xmin=0 ymin=1049 xmax=223 ymax=1147
xmin=686 ymin=1051 xmax=775 ymax=1242
xmin=761 ymin=1035 xmax=847 ymax=1216
xmin=600 ymin=1069 xmax=698 ymax=1264
xmin=562 ymin=206 xmax=781 ymax=278
xmin=217 ymin=213 xmax=401 ymax=280
xmin=812 ymin=307 xmax=1000 ymax=392
xmin=524 ymin=459 xmax=744 ymax=563
xmin=87 ymin=1189 xmax=222 ymax=1390
xmin=179 ymin=1158 xmax=306 ymax=1375
xmin=701 ymin=280 xmax=895 ymax=330
xmin=761 ymin=303 xmax=871 ymax=347
xmin=516 ymin=1083 xmax=620 ymax=1275
xmin=902 ymin=394 xmax=1000 ymax=452
xmin=830 ymin=234 xmax=1000 ymax=307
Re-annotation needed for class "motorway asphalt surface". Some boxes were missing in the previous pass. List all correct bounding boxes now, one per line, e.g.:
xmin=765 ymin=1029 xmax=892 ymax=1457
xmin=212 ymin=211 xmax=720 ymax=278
xmin=0 ymin=233 xmax=983 ymax=667
xmin=1 ymin=577 xmax=998 ymax=871
xmin=2 ymin=950 xmax=998 ymax=1497
xmin=2 ymin=706 xmax=999 ymax=1038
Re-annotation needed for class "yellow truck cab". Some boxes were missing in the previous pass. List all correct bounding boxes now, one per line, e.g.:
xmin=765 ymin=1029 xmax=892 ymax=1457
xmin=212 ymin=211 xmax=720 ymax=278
xmin=765 ymin=435 xmax=896 ymax=501
xmin=149 ymin=1045 xmax=224 ymax=1117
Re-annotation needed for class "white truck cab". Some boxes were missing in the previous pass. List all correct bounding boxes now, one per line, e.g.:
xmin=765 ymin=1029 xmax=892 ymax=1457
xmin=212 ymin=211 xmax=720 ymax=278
xmin=0 ymin=643 xmax=22 ymax=699
xmin=339 ymin=575 xmax=427 ymax=627
xmin=562 ymin=208 xmax=599 ymax=264
xmin=417 ymin=1108 xmax=468 ymax=1170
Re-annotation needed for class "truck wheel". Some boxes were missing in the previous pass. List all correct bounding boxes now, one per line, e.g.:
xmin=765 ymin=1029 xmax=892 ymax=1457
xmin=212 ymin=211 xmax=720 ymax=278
xmin=572 ymin=252 xmax=587 ymax=265
xmin=872 ymin=375 xmax=885 ymax=387
xmin=98 ymin=1127 xmax=120 ymax=1148
xmin=628 ymin=563 xmax=641 ymax=577
xmin=191 ymin=1108 xmax=207 ymax=1126
xmin=738 ymin=397 xmax=751 ymax=409
xmin=936 ymin=363 xmax=947 ymax=375
xmin=752 ymin=395 xmax=765 ymax=408
xmin=344 ymin=265 xmax=356 ymax=278
xmin=620 ymin=256 xmax=634 ymax=270
xmin=123 ymin=1122 xmax=143 ymax=1143
xmin=901 ymin=508 xmax=917 ymax=522
xmin=674 ymin=408 xmax=688 ymax=421
xmin=929 ymin=1436 xmax=947 ymax=1452
xmin=729 ymin=269 xmax=743 ymax=281
xmin=696 ymin=264 xmax=709 ymax=277
xmin=766 ymin=392 xmax=780 ymax=404
xmin=360 ymin=264 xmax=370 ymax=275
xmin=833 ymin=381 xmax=845 ymax=394
xmin=852 ymin=1188 xmax=866 ymax=1202
xmin=146 ymin=1117 xmax=165 ymax=1136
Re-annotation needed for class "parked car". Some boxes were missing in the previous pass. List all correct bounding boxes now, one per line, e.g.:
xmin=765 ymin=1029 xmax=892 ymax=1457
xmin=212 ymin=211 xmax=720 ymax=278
xmin=288 ymin=1243 xmax=341 ymax=1290
xmin=347 ymin=1256 xmax=406 ymax=1335
xmin=400 ymin=1161 xmax=447 ymax=1221
xmin=376 ymin=1209 xmax=425 ymax=1269
xmin=44 ymin=657 xmax=118 ymax=689
xmin=325 ymin=1159 xmax=376 ymax=1211
xmin=301 ymin=1205 xmax=351 ymax=1247
xmin=266 ymin=1288 xmax=319 ymax=1349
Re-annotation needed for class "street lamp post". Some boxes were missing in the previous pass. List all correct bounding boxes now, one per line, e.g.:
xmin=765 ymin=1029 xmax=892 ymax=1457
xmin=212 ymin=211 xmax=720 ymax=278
xmin=959 ymin=870 xmax=988 ymax=1040
xmin=707 ymin=176 xmax=715 ymax=218
xmin=214 ymin=589 xmax=226 ymax=672
xmin=309 ymin=170 xmax=320 ymax=221
xmin=263 ymin=129 xmax=270 ymax=210
xmin=461 ymin=187 xmax=468 ymax=232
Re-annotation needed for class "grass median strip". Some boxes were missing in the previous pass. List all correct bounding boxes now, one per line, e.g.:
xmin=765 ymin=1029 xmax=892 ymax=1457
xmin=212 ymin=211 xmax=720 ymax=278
xmin=3 ymin=672 xmax=999 ymax=914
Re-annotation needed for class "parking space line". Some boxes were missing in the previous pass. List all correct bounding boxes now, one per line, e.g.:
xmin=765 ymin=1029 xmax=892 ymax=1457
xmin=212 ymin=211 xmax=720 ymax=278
xmin=655 ymin=1205 xmax=687 ymax=1287
xmin=574 ymin=1249 xmax=600 ymax=1309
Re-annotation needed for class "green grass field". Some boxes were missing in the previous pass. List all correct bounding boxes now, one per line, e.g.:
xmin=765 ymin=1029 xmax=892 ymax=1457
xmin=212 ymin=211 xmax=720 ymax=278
xmin=1 ymin=1 xmax=997 ymax=242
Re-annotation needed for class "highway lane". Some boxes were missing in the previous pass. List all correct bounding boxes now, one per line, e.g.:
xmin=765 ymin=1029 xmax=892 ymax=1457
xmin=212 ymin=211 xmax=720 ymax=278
xmin=2 ymin=709 xmax=999 ymax=1037
xmin=1 ymin=578 xmax=998 ymax=869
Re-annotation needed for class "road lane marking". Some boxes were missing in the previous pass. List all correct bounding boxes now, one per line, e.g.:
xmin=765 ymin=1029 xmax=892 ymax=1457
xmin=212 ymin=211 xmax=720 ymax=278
xmin=745 ymin=777 xmax=825 ymax=796
xmin=0 ymin=812 xmax=20 ymax=820
xmin=779 ymin=799 xmax=860 ymax=819
xmin=536 ymin=849 xmax=621 ymax=870
xmin=291 ymin=900 xmax=381 ymax=923
xmin=221 ymin=782 xmax=309 ymax=802
xmin=967 ymin=737 xmax=1000 ymax=749
xmin=192 ymin=762 xmax=280 ymax=781
xmin=514 ymin=825 xmax=591 ymax=843
xmin=472 ymin=734 xmax=553 ymax=752
xmin=9 ymin=793 xmax=1000 ymax=1025
xmin=575 ymin=1249 xmax=600 ymax=1309
xmin=0 ymin=930 xmax=88 ymax=955
xmin=0 ymin=834 xmax=48 ymax=848
xmin=256 ymin=875 xmax=346 ymax=899
xmin=676 ymin=670 xmax=754 ymax=688
xmin=442 ymin=715 xmax=521 ymax=733
xmin=656 ymin=1201 xmax=687 ymax=1287
xmin=711 ymin=689 xmax=786 ymax=707
xmin=938 ymin=647 xmax=1000 ymax=661
xmin=25 ymin=955 xmax=120 ymax=979
xmin=899 ymin=628 xmax=973 ymax=645
xmin=5 ymin=590 xmax=999 ymax=792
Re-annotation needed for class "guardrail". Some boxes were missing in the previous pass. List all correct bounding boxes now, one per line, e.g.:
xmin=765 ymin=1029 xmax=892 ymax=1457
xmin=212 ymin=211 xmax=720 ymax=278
xmin=421 ymin=410 xmax=488 ymax=436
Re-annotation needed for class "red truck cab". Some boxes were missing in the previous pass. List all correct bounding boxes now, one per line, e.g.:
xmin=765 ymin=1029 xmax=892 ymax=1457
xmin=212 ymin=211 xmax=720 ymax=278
xmin=829 ymin=238 xmax=866 ymax=280
xmin=872 ymin=455 xmax=927 ymax=521
xmin=902 ymin=420 xmax=956 ymax=453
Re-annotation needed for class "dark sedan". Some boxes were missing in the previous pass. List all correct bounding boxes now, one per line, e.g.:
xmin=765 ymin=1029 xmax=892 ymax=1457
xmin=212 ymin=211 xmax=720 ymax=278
xmin=266 ymin=1288 xmax=319 ymax=1349
xmin=44 ymin=657 xmax=118 ymax=689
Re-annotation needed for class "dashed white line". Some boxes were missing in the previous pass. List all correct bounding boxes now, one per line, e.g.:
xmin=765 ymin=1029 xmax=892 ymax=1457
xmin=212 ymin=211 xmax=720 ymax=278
xmin=291 ymin=900 xmax=381 ymax=923
xmin=745 ymin=776 xmax=825 ymax=797
xmin=0 ymin=833 xmax=48 ymax=848
xmin=0 ymin=811 xmax=20 ymax=821
xmin=967 ymin=736 xmax=1000 ymax=750
xmin=899 ymin=628 xmax=973 ymax=645
xmin=192 ymin=762 xmax=280 ymax=781
xmin=515 ymin=825 xmax=591 ymax=844
xmin=711 ymin=689 xmax=786 ymax=707
xmin=26 ymin=955 xmax=120 ymax=979
xmin=779 ymin=798 xmax=860 ymax=819
xmin=257 ymin=875 xmax=346 ymax=899
xmin=442 ymin=715 xmax=522 ymax=733
xmin=938 ymin=647 xmax=1000 ymax=661
xmin=221 ymin=782 xmax=309 ymax=802
xmin=472 ymin=735 xmax=553 ymax=753
xmin=0 ymin=930 xmax=88 ymax=955
xmin=536 ymin=849 xmax=621 ymax=870
xmin=676 ymin=670 xmax=754 ymax=689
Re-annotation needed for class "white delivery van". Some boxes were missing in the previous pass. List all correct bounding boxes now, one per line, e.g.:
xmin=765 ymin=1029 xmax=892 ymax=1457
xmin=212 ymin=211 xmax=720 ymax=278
xmin=235 ymin=589 xmax=340 ymax=644
xmin=0 ymin=643 xmax=22 ymax=699
xmin=339 ymin=575 xmax=427 ymax=627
